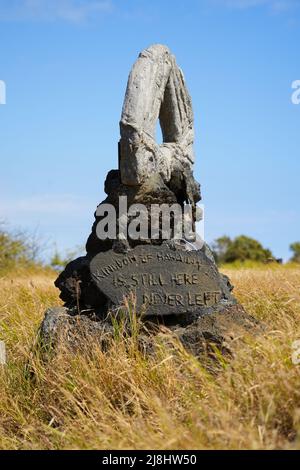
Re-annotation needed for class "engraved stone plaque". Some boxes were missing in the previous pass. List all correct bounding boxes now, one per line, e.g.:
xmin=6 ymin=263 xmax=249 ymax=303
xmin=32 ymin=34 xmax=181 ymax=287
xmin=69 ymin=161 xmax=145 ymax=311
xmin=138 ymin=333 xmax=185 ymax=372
xmin=90 ymin=245 xmax=233 ymax=317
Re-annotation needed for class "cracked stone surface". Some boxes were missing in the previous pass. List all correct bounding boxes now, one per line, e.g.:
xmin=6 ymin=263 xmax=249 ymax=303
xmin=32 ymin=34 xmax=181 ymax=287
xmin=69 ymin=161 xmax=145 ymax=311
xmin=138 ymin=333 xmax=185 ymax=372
xmin=119 ymin=45 xmax=197 ymax=201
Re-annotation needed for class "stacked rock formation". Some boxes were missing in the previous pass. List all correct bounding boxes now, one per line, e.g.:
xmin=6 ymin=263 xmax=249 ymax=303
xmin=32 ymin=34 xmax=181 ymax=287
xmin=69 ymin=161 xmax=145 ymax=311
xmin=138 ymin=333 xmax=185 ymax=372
xmin=41 ymin=45 xmax=258 ymax=354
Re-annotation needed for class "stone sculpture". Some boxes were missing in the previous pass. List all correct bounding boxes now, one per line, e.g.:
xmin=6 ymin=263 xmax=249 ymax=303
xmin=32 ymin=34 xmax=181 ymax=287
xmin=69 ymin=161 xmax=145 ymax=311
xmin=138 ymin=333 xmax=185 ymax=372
xmin=119 ymin=45 xmax=200 ymax=226
xmin=41 ymin=45 xmax=257 ymax=356
xmin=120 ymin=45 xmax=194 ymax=182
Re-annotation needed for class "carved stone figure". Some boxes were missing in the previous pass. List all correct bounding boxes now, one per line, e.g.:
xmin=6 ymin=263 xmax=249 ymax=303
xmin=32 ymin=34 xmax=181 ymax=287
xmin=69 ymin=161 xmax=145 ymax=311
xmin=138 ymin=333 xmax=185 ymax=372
xmin=40 ymin=45 xmax=258 ymax=356
xmin=120 ymin=45 xmax=194 ymax=181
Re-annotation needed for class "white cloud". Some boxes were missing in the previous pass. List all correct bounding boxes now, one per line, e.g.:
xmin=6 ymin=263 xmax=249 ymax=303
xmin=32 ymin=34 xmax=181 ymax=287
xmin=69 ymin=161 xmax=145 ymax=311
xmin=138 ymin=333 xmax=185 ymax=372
xmin=0 ymin=194 xmax=92 ymax=217
xmin=209 ymin=0 xmax=299 ymax=11
xmin=0 ymin=0 xmax=298 ymax=24
xmin=0 ymin=0 xmax=113 ymax=23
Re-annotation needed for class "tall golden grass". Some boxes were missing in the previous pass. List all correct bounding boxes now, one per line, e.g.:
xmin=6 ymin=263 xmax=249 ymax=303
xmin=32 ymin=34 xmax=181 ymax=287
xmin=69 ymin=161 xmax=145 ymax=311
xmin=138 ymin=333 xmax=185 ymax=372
xmin=0 ymin=264 xmax=300 ymax=449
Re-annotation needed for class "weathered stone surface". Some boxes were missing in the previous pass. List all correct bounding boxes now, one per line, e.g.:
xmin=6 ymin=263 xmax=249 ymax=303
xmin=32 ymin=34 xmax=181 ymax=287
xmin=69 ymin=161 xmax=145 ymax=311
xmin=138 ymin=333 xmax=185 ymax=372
xmin=54 ymin=255 xmax=107 ymax=311
xmin=39 ymin=307 xmax=114 ymax=351
xmin=90 ymin=244 xmax=236 ymax=317
xmin=85 ymin=170 xmax=180 ymax=256
xmin=39 ymin=304 xmax=259 ymax=360
xmin=168 ymin=303 xmax=260 ymax=358
xmin=55 ymin=241 xmax=236 ymax=318
xmin=119 ymin=44 xmax=199 ymax=208
xmin=42 ymin=43 xmax=258 ymax=359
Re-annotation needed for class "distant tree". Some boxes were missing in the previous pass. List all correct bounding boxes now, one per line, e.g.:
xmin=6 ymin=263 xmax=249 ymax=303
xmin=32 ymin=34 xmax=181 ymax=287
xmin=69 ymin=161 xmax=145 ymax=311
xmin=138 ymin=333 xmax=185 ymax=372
xmin=212 ymin=235 xmax=273 ymax=264
xmin=0 ymin=224 xmax=41 ymax=270
xmin=50 ymin=251 xmax=68 ymax=271
xmin=211 ymin=236 xmax=232 ymax=264
xmin=289 ymin=242 xmax=300 ymax=263
xmin=50 ymin=246 xmax=84 ymax=271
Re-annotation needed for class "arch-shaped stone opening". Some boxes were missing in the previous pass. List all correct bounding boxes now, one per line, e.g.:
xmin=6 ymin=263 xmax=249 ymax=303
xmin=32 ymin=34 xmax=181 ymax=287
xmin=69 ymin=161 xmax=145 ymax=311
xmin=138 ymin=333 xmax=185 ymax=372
xmin=119 ymin=44 xmax=195 ymax=188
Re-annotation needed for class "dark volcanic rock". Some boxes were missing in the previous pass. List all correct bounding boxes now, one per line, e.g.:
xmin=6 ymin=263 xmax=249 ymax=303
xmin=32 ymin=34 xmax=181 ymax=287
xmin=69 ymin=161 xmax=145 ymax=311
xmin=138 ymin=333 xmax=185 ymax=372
xmin=39 ymin=307 xmax=114 ymax=351
xmin=54 ymin=256 xmax=107 ymax=312
xmin=168 ymin=303 xmax=259 ymax=357
xmin=43 ymin=44 xmax=259 ymax=359
xmin=55 ymin=242 xmax=237 ymax=319
xmin=39 ymin=304 xmax=259 ymax=360
xmin=85 ymin=170 xmax=186 ymax=256
xmin=89 ymin=243 xmax=236 ymax=317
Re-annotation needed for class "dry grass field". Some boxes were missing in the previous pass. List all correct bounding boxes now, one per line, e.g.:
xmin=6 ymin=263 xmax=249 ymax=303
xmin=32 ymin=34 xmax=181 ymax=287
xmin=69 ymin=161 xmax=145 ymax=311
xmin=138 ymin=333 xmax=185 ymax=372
xmin=0 ymin=264 xmax=300 ymax=450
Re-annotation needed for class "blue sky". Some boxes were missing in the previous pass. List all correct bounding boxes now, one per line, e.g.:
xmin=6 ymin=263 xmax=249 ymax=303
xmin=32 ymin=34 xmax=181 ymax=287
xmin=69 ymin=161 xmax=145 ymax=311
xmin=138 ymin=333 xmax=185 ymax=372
xmin=0 ymin=0 xmax=299 ymax=261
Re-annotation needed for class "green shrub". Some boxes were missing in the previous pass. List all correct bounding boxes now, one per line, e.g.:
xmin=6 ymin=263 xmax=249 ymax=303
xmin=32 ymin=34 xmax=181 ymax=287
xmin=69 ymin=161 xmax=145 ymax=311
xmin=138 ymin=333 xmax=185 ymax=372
xmin=50 ymin=246 xmax=84 ymax=271
xmin=212 ymin=235 xmax=273 ymax=264
xmin=289 ymin=242 xmax=300 ymax=263
xmin=0 ymin=225 xmax=40 ymax=272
